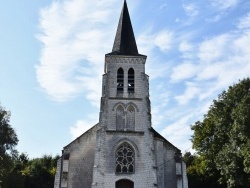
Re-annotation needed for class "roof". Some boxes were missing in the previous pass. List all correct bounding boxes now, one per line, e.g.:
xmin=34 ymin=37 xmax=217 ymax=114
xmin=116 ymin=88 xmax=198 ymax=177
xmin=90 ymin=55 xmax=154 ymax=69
xmin=107 ymin=0 xmax=144 ymax=56
xmin=149 ymin=127 xmax=181 ymax=152
xmin=63 ymin=123 xmax=99 ymax=149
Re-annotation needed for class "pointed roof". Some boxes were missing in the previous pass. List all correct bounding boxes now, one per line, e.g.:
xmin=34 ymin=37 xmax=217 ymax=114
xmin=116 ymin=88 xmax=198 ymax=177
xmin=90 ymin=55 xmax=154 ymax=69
xmin=108 ymin=0 xmax=141 ymax=56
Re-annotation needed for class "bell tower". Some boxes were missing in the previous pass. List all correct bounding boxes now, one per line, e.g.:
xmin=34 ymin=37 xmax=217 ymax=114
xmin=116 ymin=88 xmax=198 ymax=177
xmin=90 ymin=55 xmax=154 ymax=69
xmin=99 ymin=0 xmax=151 ymax=132
xmin=92 ymin=1 xmax=158 ymax=187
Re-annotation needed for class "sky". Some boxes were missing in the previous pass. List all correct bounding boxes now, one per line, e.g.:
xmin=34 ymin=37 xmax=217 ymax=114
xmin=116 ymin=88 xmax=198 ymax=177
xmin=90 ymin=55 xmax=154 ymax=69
xmin=1 ymin=0 xmax=250 ymax=158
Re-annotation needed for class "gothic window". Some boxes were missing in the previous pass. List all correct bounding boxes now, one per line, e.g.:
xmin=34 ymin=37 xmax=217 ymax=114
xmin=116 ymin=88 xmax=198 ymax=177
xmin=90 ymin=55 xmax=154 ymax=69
xmin=126 ymin=106 xmax=135 ymax=131
xmin=116 ymin=106 xmax=125 ymax=130
xmin=117 ymin=68 xmax=124 ymax=93
xmin=116 ymin=143 xmax=134 ymax=173
xmin=128 ymin=68 xmax=134 ymax=93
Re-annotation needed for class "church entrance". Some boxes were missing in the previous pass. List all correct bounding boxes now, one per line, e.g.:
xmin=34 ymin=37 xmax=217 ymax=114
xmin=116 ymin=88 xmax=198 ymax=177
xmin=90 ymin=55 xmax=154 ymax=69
xmin=115 ymin=179 xmax=134 ymax=188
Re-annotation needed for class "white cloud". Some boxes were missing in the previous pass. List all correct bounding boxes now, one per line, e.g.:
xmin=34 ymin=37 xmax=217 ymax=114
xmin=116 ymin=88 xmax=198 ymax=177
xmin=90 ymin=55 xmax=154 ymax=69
xmin=151 ymin=107 xmax=166 ymax=128
xmin=183 ymin=3 xmax=199 ymax=17
xmin=161 ymin=114 xmax=193 ymax=151
xmin=137 ymin=29 xmax=174 ymax=80
xmin=198 ymin=34 xmax=231 ymax=63
xmin=138 ymin=29 xmax=174 ymax=54
xmin=175 ymin=82 xmax=200 ymax=105
xmin=178 ymin=41 xmax=196 ymax=59
xmin=36 ymin=0 xmax=119 ymax=103
xmin=237 ymin=13 xmax=250 ymax=29
xmin=210 ymin=0 xmax=239 ymax=10
xmin=171 ymin=63 xmax=199 ymax=82
xmin=70 ymin=113 xmax=98 ymax=139
xmin=151 ymin=24 xmax=250 ymax=154
xmin=179 ymin=41 xmax=194 ymax=52
xmin=206 ymin=0 xmax=239 ymax=22
xmin=180 ymin=3 xmax=200 ymax=25
xmin=172 ymin=30 xmax=250 ymax=104
xmin=137 ymin=31 xmax=155 ymax=56
xmin=154 ymin=30 xmax=174 ymax=52
xmin=150 ymin=82 xmax=171 ymax=128
xmin=159 ymin=3 xmax=168 ymax=10
xmin=140 ymin=16 xmax=250 ymax=154
xmin=175 ymin=18 xmax=180 ymax=23
xmin=205 ymin=13 xmax=225 ymax=23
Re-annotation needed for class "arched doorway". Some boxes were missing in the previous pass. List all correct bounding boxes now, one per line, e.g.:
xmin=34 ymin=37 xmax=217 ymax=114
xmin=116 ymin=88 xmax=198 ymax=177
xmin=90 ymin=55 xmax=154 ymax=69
xmin=115 ymin=179 xmax=134 ymax=188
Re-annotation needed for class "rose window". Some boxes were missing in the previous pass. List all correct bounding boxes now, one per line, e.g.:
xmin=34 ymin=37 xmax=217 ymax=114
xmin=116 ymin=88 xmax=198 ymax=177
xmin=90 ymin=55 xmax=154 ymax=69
xmin=116 ymin=144 xmax=134 ymax=173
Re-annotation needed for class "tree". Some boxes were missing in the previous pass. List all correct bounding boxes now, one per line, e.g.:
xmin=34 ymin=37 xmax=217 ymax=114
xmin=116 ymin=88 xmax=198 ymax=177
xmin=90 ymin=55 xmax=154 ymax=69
xmin=183 ymin=152 xmax=226 ymax=188
xmin=0 ymin=103 xmax=18 ymax=186
xmin=22 ymin=154 xmax=59 ymax=188
xmin=2 ymin=153 xmax=59 ymax=188
xmin=191 ymin=78 xmax=250 ymax=188
xmin=0 ymin=103 xmax=59 ymax=187
xmin=0 ymin=104 xmax=18 ymax=156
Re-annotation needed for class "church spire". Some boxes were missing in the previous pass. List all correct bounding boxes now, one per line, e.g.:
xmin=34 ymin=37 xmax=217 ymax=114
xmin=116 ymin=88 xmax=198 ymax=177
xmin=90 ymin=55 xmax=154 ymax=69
xmin=110 ymin=0 xmax=139 ymax=55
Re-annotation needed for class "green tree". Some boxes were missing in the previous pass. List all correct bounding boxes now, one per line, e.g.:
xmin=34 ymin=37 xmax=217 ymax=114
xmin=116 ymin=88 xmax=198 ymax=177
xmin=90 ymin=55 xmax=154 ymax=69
xmin=183 ymin=152 xmax=226 ymax=188
xmin=0 ymin=104 xmax=18 ymax=187
xmin=191 ymin=78 xmax=250 ymax=188
xmin=22 ymin=154 xmax=59 ymax=188
xmin=0 ymin=103 xmax=59 ymax=188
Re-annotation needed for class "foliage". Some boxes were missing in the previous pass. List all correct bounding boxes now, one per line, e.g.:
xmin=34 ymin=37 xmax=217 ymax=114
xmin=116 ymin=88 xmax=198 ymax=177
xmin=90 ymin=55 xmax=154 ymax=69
xmin=191 ymin=78 xmax=250 ymax=188
xmin=0 ymin=103 xmax=59 ymax=188
xmin=1 ymin=153 xmax=59 ymax=188
xmin=19 ymin=154 xmax=59 ymax=188
xmin=0 ymin=105 xmax=18 ymax=155
xmin=183 ymin=152 xmax=226 ymax=188
xmin=0 ymin=104 xmax=18 ymax=186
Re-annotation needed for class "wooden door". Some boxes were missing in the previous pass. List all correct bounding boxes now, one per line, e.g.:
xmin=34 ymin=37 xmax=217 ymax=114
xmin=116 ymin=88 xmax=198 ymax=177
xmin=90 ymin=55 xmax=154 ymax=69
xmin=115 ymin=179 xmax=134 ymax=188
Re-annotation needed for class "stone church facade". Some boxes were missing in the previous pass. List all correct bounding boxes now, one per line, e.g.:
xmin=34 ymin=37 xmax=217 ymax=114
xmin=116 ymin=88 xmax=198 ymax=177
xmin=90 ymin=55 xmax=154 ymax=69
xmin=54 ymin=1 xmax=188 ymax=188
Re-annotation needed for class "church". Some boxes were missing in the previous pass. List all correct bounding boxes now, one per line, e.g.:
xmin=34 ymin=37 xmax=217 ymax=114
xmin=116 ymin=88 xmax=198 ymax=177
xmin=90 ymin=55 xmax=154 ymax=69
xmin=54 ymin=1 xmax=188 ymax=188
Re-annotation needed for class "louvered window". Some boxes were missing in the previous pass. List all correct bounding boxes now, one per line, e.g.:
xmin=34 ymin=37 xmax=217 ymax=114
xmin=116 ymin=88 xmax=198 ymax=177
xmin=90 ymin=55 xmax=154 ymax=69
xmin=117 ymin=68 xmax=124 ymax=93
xmin=128 ymin=68 xmax=134 ymax=93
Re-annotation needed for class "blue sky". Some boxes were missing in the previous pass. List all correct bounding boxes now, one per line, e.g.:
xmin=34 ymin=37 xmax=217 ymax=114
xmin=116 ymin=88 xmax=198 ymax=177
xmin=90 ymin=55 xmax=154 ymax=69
xmin=1 ymin=0 xmax=250 ymax=158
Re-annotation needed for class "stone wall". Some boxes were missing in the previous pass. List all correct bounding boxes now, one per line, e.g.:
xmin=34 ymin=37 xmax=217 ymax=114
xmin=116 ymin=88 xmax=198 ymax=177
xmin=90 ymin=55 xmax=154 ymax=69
xmin=92 ymin=129 xmax=158 ymax=188
xmin=104 ymin=56 xmax=148 ymax=99
xmin=154 ymin=136 xmax=184 ymax=188
xmin=62 ymin=124 xmax=98 ymax=188
xmin=54 ymin=158 xmax=61 ymax=188
xmin=182 ymin=161 xmax=189 ymax=188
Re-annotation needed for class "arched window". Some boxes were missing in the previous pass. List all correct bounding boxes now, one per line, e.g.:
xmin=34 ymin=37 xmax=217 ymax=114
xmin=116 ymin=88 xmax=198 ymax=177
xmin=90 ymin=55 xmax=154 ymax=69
xmin=116 ymin=106 xmax=125 ymax=130
xmin=117 ymin=68 xmax=124 ymax=93
xmin=126 ymin=106 xmax=135 ymax=131
xmin=116 ymin=143 xmax=134 ymax=173
xmin=128 ymin=68 xmax=134 ymax=93
xmin=116 ymin=179 xmax=134 ymax=188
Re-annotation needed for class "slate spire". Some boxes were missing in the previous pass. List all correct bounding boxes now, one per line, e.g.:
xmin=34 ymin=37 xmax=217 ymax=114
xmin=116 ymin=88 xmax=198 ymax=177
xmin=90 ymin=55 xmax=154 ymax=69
xmin=110 ymin=0 xmax=139 ymax=55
